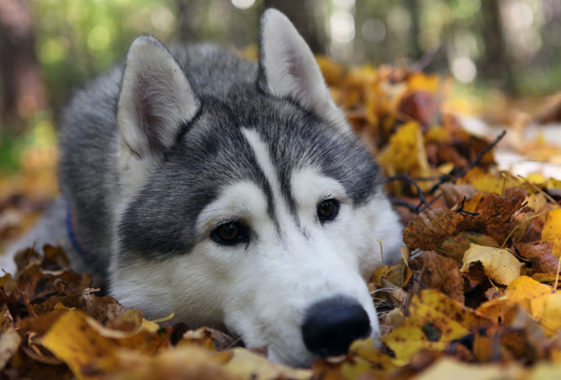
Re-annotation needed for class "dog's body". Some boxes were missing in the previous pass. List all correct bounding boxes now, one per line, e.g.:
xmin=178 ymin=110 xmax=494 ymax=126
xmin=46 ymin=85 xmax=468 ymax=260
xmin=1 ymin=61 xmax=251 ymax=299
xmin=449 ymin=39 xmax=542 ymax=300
xmin=1 ymin=10 xmax=402 ymax=366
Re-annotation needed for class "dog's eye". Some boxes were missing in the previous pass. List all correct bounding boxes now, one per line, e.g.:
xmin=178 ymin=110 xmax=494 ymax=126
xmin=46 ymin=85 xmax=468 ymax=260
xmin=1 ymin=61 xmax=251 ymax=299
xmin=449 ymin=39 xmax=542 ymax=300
xmin=317 ymin=199 xmax=339 ymax=222
xmin=211 ymin=222 xmax=249 ymax=246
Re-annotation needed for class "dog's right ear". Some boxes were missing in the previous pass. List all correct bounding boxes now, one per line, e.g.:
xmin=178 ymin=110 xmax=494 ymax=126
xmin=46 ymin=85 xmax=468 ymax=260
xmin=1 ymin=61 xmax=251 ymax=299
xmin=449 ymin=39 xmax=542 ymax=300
xmin=117 ymin=36 xmax=199 ymax=192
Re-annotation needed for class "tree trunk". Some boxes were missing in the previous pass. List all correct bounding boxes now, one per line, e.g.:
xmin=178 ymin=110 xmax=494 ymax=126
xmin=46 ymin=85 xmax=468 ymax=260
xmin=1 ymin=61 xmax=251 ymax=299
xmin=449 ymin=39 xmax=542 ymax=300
xmin=405 ymin=0 xmax=422 ymax=61
xmin=479 ymin=0 xmax=516 ymax=94
xmin=0 ymin=0 xmax=46 ymax=132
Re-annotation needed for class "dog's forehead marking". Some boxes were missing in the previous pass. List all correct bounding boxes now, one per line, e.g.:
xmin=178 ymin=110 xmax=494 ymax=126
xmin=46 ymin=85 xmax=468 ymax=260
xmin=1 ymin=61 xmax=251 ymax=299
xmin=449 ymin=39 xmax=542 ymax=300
xmin=241 ymin=128 xmax=298 ymax=236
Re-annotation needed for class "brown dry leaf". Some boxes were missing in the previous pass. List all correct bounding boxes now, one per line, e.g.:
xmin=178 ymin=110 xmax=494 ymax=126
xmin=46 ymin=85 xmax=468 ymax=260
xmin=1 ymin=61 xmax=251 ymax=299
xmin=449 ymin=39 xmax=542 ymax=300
xmin=403 ymin=208 xmax=465 ymax=251
xmin=42 ymin=245 xmax=71 ymax=270
xmin=0 ymin=303 xmax=14 ymax=332
xmin=439 ymin=183 xmax=477 ymax=208
xmin=420 ymin=251 xmax=464 ymax=303
xmin=461 ymin=244 xmax=522 ymax=286
xmin=81 ymin=288 xmax=125 ymax=322
xmin=386 ymin=257 xmax=412 ymax=288
xmin=435 ymin=231 xmax=499 ymax=262
xmin=516 ymin=242 xmax=559 ymax=274
xmin=462 ymin=190 xmax=526 ymax=244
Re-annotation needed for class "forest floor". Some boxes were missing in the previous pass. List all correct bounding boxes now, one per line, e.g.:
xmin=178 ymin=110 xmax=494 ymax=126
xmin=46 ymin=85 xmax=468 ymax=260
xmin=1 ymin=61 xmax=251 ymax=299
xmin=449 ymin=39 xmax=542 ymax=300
xmin=1 ymin=60 xmax=561 ymax=379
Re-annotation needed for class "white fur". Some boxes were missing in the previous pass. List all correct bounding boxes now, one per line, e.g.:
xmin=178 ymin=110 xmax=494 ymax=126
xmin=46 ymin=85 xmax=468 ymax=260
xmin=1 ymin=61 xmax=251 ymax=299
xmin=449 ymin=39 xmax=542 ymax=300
xmin=110 ymin=130 xmax=403 ymax=367
xmin=260 ymin=10 xmax=349 ymax=132
xmin=117 ymin=36 xmax=199 ymax=201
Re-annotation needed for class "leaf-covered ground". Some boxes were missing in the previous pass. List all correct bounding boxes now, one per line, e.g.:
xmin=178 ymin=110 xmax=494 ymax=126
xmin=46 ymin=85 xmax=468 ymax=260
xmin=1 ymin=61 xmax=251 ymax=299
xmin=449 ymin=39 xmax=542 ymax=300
xmin=1 ymin=59 xmax=561 ymax=380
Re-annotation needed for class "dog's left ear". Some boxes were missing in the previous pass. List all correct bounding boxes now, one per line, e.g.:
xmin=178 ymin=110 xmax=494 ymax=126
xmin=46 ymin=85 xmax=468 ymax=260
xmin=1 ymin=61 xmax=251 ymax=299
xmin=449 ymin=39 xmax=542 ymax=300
xmin=258 ymin=9 xmax=347 ymax=129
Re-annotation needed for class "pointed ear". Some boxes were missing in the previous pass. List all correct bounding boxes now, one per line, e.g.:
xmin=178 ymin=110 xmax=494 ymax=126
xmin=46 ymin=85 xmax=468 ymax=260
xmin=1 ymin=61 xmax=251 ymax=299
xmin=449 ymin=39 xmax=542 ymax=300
xmin=118 ymin=35 xmax=198 ymax=160
xmin=117 ymin=35 xmax=199 ymax=192
xmin=258 ymin=9 xmax=347 ymax=129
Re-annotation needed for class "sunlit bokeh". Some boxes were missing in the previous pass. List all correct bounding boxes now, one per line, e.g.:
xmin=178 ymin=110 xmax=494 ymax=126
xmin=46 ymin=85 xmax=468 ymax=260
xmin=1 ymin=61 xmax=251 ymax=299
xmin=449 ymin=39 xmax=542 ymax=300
xmin=452 ymin=57 xmax=477 ymax=83
xmin=231 ymin=0 xmax=255 ymax=10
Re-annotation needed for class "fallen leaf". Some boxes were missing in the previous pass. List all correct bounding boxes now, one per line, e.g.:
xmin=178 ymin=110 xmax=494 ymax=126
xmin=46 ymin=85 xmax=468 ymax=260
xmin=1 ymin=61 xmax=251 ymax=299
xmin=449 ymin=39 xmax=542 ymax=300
xmin=41 ymin=310 xmax=169 ymax=380
xmin=0 ymin=328 xmax=21 ymax=370
xmin=420 ymin=251 xmax=464 ymax=302
xmin=516 ymin=242 xmax=559 ymax=274
xmin=461 ymin=244 xmax=522 ymax=286
xmin=435 ymin=231 xmax=499 ymax=262
xmin=412 ymin=357 xmax=525 ymax=380
xmin=542 ymin=209 xmax=561 ymax=257
xmin=381 ymin=290 xmax=489 ymax=364
xmin=106 ymin=346 xmax=238 ymax=380
xmin=225 ymin=348 xmax=312 ymax=380
xmin=403 ymin=208 xmax=465 ymax=251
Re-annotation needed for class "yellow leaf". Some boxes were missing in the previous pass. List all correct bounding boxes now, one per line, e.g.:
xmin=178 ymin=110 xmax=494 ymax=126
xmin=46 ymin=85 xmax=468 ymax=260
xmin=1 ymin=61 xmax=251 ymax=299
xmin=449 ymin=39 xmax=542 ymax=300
xmin=470 ymin=173 xmax=522 ymax=195
xmin=42 ymin=310 xmax=168 ymax=380
xmin=461 ymin=244 xmax=522 ymax=285
xmin=381 ymin=290 xmax=487 ymax=364
xmin=407 ymin=72 xmax=439 ymax=93
xmin=413 ymin=358 xmax=525 ymax=380
xmin=528 ymin=363 xmax=561 ymax=380
xmin=225 ymin=348 xmax=311 ymax=380
xmin=525 ymin=192 xmax=548 ymax=212
xmin=542 ymin=209 xmax=561 ymax=241
xmin=348 ymin=338 xmax=395 ymax=371
xmin=507 ymin=276 xmax=551 ymax=314
xmin=542 ymin=209 xmax=561 ymax=258
xmin=546 ymin=178 xmax=561 ymax=190
xmin=533 ymin=293 xmax=561 ymax=333
xmin=381 ymin=327 xmax=449 ymax=365
xmin=41 ymin=311 xmax=124 ymax=380
xmin=379 ymin=121 xmax=427 ymax=175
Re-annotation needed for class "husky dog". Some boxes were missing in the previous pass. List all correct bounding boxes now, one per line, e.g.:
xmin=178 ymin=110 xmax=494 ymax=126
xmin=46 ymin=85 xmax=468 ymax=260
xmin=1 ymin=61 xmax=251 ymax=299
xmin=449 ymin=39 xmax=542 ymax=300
xmin=1 ymin=10 xmax=402 ymax=366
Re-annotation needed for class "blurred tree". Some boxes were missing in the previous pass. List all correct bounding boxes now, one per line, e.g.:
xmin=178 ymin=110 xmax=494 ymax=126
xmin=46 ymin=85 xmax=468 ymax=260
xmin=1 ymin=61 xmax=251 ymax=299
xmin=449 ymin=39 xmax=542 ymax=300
xmin=479 ymin=0 xmax=516 ymax=94
xmin=0 ymin=0 xmax=46 ymax=132
xmin=405 ymin=0 xmax=422 ymax=61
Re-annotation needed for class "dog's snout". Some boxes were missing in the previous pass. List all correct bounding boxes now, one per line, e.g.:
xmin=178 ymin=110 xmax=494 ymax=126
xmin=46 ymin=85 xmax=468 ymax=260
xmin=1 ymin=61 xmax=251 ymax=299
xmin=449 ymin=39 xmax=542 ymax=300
xmin=302 ymin=297 xmax=371 ymax=357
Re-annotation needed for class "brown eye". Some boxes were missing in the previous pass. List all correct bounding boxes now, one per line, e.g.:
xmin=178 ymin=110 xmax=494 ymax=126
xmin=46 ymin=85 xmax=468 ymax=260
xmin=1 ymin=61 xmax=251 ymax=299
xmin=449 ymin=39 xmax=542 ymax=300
xmin=317 ymin=199 xmax=339 ymax=222
xmin=211 ymin=222 xmax=249 ymax=246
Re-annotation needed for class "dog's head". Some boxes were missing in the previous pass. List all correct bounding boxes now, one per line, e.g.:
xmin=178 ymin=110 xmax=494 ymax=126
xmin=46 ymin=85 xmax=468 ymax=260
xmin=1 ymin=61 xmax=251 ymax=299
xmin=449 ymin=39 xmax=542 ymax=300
xmin=109 ymin=9 xmax=402 ymax=367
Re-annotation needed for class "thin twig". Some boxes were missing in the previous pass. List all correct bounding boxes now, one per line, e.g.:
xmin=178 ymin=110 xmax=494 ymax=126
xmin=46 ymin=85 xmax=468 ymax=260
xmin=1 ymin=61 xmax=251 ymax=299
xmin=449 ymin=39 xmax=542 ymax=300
xmin=385 ymin=174 xmax=432 ymax=212
xmin=428 ymin=130 xmax=507 ymax=194
xmin=455 ymin=196 xmax=479 ymax=216
xmin=389 ymin=197 xmax=419 ymax=213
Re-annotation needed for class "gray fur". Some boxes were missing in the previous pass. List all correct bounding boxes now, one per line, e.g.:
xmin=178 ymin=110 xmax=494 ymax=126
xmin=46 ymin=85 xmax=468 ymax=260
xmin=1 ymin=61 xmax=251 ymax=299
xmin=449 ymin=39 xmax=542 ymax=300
xmin=4 ymin=42 xmax=383 ymax=271
xmin=0 ymin=14 xmax=403 ymax=366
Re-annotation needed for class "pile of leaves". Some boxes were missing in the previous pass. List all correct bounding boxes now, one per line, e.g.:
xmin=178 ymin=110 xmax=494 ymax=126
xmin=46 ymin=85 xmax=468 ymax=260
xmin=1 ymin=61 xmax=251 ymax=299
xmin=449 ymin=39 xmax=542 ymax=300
xmin=2 ymin=59 xmax=561 ymax=379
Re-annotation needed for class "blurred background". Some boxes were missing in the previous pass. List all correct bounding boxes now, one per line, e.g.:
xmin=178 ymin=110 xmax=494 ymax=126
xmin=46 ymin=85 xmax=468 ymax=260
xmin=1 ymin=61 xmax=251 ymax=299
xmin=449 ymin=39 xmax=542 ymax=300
xmin=2 ymin=0 xmax=561 ymax=133
xmin=0 ymin=0 xmax=561 ymax=245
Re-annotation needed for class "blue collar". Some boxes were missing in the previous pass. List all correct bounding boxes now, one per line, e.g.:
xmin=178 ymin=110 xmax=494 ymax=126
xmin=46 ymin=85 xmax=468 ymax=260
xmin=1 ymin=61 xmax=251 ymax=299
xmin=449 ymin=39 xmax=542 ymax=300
xmin=66 ymin=204 xmax=89 ymax=261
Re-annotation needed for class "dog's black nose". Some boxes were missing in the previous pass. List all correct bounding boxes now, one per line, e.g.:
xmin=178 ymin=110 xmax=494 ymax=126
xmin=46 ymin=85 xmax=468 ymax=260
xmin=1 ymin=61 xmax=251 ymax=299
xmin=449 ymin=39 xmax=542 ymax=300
xmin=302 ymin=297 xmax=371 ymax=357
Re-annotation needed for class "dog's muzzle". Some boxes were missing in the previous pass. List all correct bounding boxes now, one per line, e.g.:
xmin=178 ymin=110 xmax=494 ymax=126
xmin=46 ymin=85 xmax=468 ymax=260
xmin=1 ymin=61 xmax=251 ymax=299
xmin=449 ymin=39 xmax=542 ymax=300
xmin=301 ymin=296 xmax=371 ymax=357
